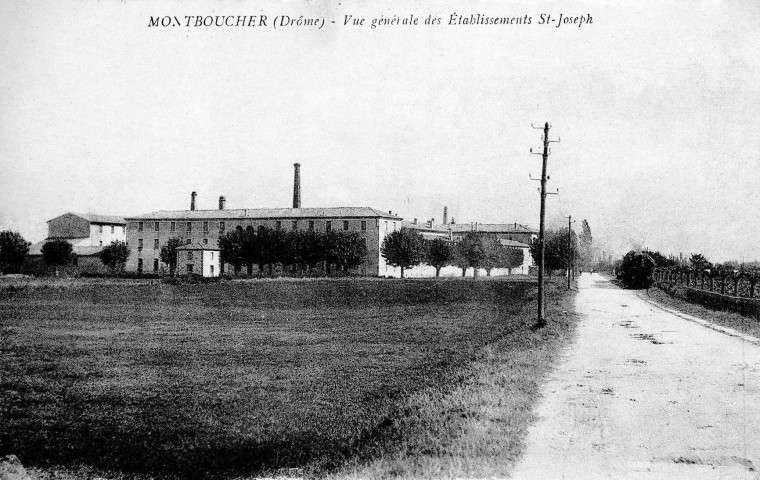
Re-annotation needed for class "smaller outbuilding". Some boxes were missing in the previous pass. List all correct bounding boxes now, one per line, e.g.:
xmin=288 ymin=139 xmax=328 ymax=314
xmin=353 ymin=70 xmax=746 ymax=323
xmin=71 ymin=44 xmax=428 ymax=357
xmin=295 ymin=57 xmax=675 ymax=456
xmin=175 ymin=244 xmax=220 ymax=277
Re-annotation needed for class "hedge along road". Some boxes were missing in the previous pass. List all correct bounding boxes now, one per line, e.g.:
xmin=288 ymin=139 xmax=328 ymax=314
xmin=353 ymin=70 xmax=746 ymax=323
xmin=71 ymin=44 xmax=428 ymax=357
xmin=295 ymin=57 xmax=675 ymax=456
xmin=511 ymin=273 xmax=760 ymax=479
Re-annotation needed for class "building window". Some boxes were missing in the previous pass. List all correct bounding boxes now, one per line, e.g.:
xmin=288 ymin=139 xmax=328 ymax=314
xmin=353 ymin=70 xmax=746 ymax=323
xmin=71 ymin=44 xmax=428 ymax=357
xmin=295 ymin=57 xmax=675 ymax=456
xmin=138 ymin=222 xmax=143 ymax=232
xmin=203 ymin=222 xmax=209 ymax=233
xmin=211 ymin=252 xmax=214 ymax=260
xmin=308 ymin=220 xmax=314 ymax=230
xmin=326 ymin=221 xmax=332 ymax=232
xmin=111 ymin=226 xmax=115 ymax=234
xmin=186 ymin=264 xmax=193 ymax=274
xmin=99 ymin=225 xmax=103 ymax=233
xmin=362 ymin=237 xmax=367 ymax=248
xmin=186 ymin=239 xmax=192 ymax=245
xmin=170 ymin=222 xmax=176 ymax=232
xmin=187 ymin=222 xmax=192 ymax=232
xmin=99 ymin=240 xmax=103 ymax=247
xmin=138 ymin=239 xmax=143 ymax=251
xmin=236 ymin=225 xmax=243 ymax=232
xmin=275 ymin=221 xmax=281 ymax=230
xmin=210 ymin=265 xmax=214 ymax=275
xmin=292 ymin=220 xmax=298 ymax=230
xmin=153 ymin=259 xmax=159 ymax=272
xmin=154 ymin=222 xmax=159 ymax=232
xmin=187 ymin=251 xmax=193 ymax=260
xmin=137 ymin=258 xmax=143 ymax=272
xmin=154 ymin=239 xmax=159 ymax=250
xmin=361 ymin=221 xmax=366 ymax=231
xmin=203 ymin=238 xmax=208 ymax=245
xmin=220 ymin=221 xmax=225 ymax=233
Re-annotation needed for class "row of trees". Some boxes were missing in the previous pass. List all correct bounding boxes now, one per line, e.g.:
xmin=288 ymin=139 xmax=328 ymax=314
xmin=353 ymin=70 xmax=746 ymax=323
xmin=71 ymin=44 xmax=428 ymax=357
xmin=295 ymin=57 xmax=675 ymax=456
xmin=196 ymin=227 xmax=369 ymax=276
xmin=380 ymin=229 xmax=524 ymax=278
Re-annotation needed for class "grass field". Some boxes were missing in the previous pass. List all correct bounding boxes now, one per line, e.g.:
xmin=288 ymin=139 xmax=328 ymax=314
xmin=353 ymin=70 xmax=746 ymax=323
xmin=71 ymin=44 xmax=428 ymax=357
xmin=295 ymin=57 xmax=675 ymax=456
xmin=644 ymin=284 xmax=760 ymax=339
xmin=0 ymin=277 xmax=576 ymax=479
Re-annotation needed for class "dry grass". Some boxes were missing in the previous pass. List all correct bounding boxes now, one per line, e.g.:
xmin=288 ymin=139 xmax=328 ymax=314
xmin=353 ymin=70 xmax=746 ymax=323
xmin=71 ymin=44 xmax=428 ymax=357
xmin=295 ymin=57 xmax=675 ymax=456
xmin=643 ymin=285 xmax=760 ymax=339
xmin=0 ymin=278 xmax=577 ymax=479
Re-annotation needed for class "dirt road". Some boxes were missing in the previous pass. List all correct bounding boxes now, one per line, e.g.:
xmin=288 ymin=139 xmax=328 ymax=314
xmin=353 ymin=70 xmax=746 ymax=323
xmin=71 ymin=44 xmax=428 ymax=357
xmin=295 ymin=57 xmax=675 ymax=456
xmin=511 ymin=273 xmax=760 ymax=479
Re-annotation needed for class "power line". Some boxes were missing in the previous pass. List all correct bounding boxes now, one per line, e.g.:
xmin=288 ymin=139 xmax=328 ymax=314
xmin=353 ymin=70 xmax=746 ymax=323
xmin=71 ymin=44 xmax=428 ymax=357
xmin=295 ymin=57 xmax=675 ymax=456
xmin=530 ymin=122 xmax=560 ymax=328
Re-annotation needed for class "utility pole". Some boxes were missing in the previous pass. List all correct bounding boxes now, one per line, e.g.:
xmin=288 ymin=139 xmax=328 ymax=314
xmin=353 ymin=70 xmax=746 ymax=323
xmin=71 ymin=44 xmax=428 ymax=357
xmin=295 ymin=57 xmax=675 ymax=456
xmin=566 ymin=215 xmax=575 ymax=290
xmin=530 ymin=122 xmax=559 ymax=328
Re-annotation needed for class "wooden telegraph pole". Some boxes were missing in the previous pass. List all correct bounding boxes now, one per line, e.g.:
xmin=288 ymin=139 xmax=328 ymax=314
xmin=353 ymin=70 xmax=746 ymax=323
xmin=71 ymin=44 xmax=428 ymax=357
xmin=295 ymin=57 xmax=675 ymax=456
xmin=530 ymin=122 xmax=559 ymax=328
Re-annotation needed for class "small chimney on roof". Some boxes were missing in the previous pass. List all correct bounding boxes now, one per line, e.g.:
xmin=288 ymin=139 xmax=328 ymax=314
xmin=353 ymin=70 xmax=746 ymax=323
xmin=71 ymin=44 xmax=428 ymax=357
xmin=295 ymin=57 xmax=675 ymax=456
xmin=451 ymin=217 xmax=455 ymax=225
xmin=191 ymin=191 xmax=197 ymax=211
xmin=443 ymin=206 xmax=448 ymax=225
xmin=293 ymin=163 xmax=301 ymax=209
xmin=219 ymin=196 xmax=226 ymax=210
xmin=413 ymin=218 xmax=417 ymax=224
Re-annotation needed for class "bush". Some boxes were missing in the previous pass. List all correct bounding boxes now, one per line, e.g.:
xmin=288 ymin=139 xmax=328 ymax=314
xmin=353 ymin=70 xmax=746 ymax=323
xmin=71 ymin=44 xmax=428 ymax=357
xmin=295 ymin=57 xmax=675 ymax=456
xmin=617 ymin=250 xmax=656 ymax=289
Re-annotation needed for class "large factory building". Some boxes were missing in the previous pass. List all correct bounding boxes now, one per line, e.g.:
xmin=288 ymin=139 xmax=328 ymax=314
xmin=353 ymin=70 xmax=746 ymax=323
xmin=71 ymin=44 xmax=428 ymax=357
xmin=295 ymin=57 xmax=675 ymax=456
xmin=124 ymin=164 xmax=404 ymax=276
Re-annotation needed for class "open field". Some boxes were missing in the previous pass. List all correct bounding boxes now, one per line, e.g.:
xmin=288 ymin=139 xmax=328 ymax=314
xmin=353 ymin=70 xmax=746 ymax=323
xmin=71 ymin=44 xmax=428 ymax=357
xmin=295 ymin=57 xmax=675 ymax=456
xmin=0 ymin=277 xmax=576 ymax=479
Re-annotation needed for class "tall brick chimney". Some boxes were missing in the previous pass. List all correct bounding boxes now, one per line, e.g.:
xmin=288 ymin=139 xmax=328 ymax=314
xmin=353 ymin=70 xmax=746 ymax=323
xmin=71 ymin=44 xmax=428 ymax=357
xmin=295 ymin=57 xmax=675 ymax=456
xmin=191 ymin=191 xmax=197 ymax=211
xmin=219 ymin=196 xmax=226 ymax=210
xmin=293 ymin=163 xmax=301 ymax=208
xmin=443 ymin=206 xmax=448 ymax=225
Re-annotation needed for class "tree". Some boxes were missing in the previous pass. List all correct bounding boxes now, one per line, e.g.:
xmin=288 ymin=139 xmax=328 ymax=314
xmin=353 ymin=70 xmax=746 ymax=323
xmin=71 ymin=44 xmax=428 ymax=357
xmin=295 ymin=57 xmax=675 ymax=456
xmin=41 ymin=239 xmax=73 ymax=276
xmin=425 ymin=238 xmax=452 ymax=277
xmin=159 ymin=237 xmax=183 ymax=275
xmin=0 ymin=230 xmax=30 ymax=274
xmin=529 ymin=228 xmax=577 ymax=277
xmin=577 ymin=219 xmax=594 ymax=271
xmin=481 ymin=235 xmax=502 ymax=276
xmin=219 ymin=230 xmax=245 ymax=274
xmin=380 ymin=228 xmax=424 ymax=278
xmin=689 ymin=253 xmax=712 ymax=271
xmin=98 ymin=241 xmax=130 ymax=273
xmin=339 ymin=232 xmax=368 ymax=272
xmin=617 ymin=250 xmax=656 ymax=289
xmin=500 ymin=247 xmax=524 ymax=274
xmin=642 ymin=250 xmax=676 ymax=268
xmin=453 ymin=232 xmax=486 ymax=277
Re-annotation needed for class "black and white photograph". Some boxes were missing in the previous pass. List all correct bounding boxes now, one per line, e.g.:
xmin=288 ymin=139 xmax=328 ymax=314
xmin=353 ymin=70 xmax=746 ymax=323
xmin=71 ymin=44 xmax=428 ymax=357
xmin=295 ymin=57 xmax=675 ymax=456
xmin=1 ymin=1 xmax=758 ymax=478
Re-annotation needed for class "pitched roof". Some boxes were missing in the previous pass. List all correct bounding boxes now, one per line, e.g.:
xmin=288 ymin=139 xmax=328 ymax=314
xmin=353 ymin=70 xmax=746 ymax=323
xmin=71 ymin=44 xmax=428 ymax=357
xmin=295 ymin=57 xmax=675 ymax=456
xmin=126 ymin=207 xmax=402 ymax=221
xmin=449 ymin=223 xmax=537 ymax=234
xmin=403 ymin=221 xmax=537 ymax=234
xmin=47 ymin=213 xmax=126 ymax=225
xmin=499 ymin=239 xmax=530 ymax=249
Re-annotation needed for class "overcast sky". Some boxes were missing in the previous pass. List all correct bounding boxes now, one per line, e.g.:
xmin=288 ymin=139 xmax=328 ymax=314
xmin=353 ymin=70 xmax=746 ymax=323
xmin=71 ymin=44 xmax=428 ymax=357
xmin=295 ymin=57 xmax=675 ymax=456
xmin=1 ymin=0 xmax=758 ymax=262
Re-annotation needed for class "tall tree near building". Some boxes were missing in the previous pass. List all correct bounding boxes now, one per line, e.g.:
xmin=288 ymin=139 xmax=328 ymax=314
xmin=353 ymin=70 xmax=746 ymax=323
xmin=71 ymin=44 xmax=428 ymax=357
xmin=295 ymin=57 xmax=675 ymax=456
xmin=219 ymin=231 xmax=245 ymax=274
xmin=481 ymin=235 xmax=503 ymax=276
xmin=500 ymin=247 xmax=525 ymax=274
xmin=380 ymin=228 xmax=424 ymax=278
xmin=453 ymin=232 xmax=486 ymax=277
xmin=41 ymin=239 xmax=73 ymax=276
xmin=98 ymin=241 xmax=130 ymax=273
xmin=0 ymin=230 xmax=31 ymax=274
xmin=336 ymin=232 xmax=368 ymax=272
xmin=425 ymin=238 xmax=453 ymax=277
xmin=159 ymin=238 xmax=183 ymax=275
xmin=530 ymin=229 xmax=576 ymax=277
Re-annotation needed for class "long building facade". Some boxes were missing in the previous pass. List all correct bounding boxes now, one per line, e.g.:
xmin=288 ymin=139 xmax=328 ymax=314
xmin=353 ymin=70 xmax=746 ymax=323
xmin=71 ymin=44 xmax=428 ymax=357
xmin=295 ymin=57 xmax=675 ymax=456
xmin=124 ymin=204 xmax=403 ymax=277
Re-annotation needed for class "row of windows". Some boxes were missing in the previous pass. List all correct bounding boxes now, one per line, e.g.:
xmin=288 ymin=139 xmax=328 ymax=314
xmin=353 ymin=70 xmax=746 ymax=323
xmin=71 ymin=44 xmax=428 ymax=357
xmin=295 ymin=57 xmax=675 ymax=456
xmin=98 ymin=225 xmax=124 ymax=234
xmin=136 ymin=238 xmax=210 ymax=252
xmin=135 ymin=220 xmax=370 ymax=233
xmin=136 ymin=252 xmax=216 ymax=273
